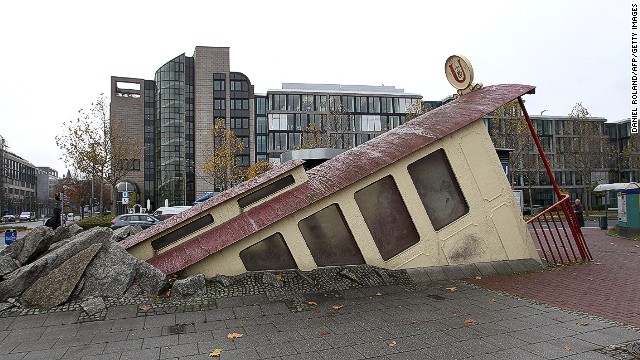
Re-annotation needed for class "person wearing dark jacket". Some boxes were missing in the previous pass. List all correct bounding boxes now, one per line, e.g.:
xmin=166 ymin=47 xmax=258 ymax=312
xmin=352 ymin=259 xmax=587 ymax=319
xmin=45 ymin=208 xmax=62 ymax=230
xmin=574 ymin=199 xmax=585 ymax=227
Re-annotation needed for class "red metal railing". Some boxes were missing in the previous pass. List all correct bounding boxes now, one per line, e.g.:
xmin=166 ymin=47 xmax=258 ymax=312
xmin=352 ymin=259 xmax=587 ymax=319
xmin=527 ymin=194 xmax=593 ymax=265
xmin=517 ymin=97 xmax=592 ymax=265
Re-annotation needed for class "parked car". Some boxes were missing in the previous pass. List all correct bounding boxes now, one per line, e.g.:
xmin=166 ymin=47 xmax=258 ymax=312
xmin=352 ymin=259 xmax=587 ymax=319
xmin=110 ymin=214 xmax=161 ymax=229
xmin=2 ymin=214 xmax=16 ymax=223
xmin=152 ymin=206 xmax=191 ymax=220
xmin=18 ymin=212 xmax=36 ymax=222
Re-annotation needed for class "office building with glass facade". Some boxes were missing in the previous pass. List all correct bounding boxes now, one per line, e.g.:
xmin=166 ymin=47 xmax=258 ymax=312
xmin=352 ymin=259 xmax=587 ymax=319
xmin=111 ymin=47 xmax=256 ymax=209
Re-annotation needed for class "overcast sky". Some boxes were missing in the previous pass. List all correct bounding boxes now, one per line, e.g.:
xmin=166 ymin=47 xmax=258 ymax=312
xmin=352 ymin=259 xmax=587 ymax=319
xmin=0 ymin=0 xmax=630 ymax=175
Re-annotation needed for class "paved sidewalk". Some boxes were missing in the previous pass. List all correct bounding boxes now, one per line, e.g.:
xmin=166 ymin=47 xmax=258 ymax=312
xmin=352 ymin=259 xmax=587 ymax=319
xmin=468 ymin=228 xmax=640 ymax=328
xmin=0 ymin=281 xmax=638 ymax=359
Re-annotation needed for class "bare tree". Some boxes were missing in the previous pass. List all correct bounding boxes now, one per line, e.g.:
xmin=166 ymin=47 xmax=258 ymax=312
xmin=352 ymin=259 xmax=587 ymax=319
xmin=56 ymin=94 xmax=142 ymax=214
xmin=563 ymin=103 xmax=615 ymax=211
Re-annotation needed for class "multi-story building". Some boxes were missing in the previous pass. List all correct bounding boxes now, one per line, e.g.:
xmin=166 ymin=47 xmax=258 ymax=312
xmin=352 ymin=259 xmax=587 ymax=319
xmin=1 ymin=147 xmax=37 ymax=216
xmin=36 ymin=167 xmax=58 ymax=217
xmin=264 ymin=83 xmax=422 ymax=163
xmin=111 ymin=46 xmax=256 ymax=209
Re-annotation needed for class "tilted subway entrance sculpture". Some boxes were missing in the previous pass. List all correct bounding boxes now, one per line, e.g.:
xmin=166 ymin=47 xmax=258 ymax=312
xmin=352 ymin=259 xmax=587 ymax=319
xmin=122 ymin=84 xmax=541 ymax=277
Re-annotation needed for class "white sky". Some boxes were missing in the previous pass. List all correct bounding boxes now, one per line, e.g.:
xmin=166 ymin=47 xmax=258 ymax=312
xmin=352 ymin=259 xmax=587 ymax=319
xmin=0 ymin=0 xmax=631 ymax=175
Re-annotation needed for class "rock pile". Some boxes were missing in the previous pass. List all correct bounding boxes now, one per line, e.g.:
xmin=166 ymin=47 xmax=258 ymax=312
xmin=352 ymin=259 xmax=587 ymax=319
xmin=0 ymin=225 xmax=169 ymax=310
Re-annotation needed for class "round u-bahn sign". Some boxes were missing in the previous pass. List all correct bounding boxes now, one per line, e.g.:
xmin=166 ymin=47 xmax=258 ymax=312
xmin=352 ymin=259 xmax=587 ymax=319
xmin=445 ymin=55 xmax=474 ymax=90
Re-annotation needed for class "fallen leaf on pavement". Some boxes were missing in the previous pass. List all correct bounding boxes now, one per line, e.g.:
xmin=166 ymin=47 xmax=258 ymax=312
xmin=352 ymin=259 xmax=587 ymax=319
xmin=388 ymin=341 xmax=397 ymax=347
xmin=489 ymin=299 xmax=497 ymax=303
xmin=139 ymin=305 xmax=151 ymax=311
xmin=275 ymin=274 xmax=283 ymax=281
xmin=319 ymin=331 xmax=331 ymax=336
xmin=209 ymin=349 xmax=223 ymax=357
xmin=226 ymin=333 xmax=244 ymax=339
xmin=308 ymin=301 xmax=317 ymax=306
xmin=576 ymin=323 xmax=590 ymax=327
xmin=553 ymin=316 xmax=564 ymax=321
xmin=446 ymin=287 xmax=457 ymax=292
xmin=449 ymin=309 xmax=460 ymax=315
xmin=464 ymin=319 xmax=477 ymax=324
xmin=564 ymin=346 xmax=572 ymax=351
xmin=474 ymin=276 xmax=482 ymax=280
xmin=332 ymin=305 xmax=344 ymax=310
xmin=375 ymin=292 xmax=384 ymax=296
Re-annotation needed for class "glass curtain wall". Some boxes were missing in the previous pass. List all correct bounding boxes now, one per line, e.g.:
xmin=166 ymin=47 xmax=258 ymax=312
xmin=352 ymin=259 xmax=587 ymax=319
xmin=155 ymin=54 xmax=186 ymax=206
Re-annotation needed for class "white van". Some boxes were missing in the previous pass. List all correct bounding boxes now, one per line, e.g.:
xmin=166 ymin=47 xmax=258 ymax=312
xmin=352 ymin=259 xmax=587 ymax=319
xmin=152 ymin=206 xmax=191 ymax=220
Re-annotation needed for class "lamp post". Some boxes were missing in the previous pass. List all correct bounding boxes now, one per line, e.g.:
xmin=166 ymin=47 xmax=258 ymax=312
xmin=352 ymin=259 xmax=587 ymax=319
xmin=541 ymin=110 xmax=548 ymax=116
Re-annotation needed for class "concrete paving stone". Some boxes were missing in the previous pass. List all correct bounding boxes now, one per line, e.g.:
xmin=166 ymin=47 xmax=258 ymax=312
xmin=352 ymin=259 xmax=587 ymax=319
xmin=78 ymin=319 xmax=116 ymax=335
xmin=494 ymin=318 xmax=537 ymax=331
xmin=21 ymin=347 xmax=67 ymax=360
xmin=281 ymin=351 xmax=324 ymax=360
xmin=406 ymin=268 xmax=431 ymax=284
xmin=142 ymin=334 xmax=178 ymax=349
xmin=119 ymin=347 xmax=160 ymax=360
xmin=550 ymin=337 xmax=601 ymax=353
xmin=522 ymin=341 xmax=584 ymax=359
xmin=161 ymin=323 xmax=195 ymax=336
xmin=259 ymin=302 xmax=289 ymax=315
xmin=8 ymin=313 xmax=48 ymax=330
xmin=422 ymin=330 xmax=459 ymax=346
xmin=455 ymin=338 xmax=501 ymax=355
xmin=466 ymin=322 xmax=511 ymax=336
xmin=418 ymin=342 xmax=471 ymax=359
xmin=317 ymin=346 xmax=365 ymax=360
xmin=231 ymin=333 xmax=271 ymax=349
xmin=0 ymin=330 xmax=9 ymax=342
xmin=202 ymin=308 xmax=235 ymax=322
xmin=508 ymin=328 xmax=558 ymax=343
xmin=103 ymin=338 xmax=143 ymax=354
xmin=591 ymin=326 xmax=640 ymax=343
xmin=353 ymin=340 xmax=399 ymax=358
xmin=423 ymin=267 xmax=448 ymax=282
xmin=127 ymin=326 xmax=163 ymax=340
xmin=505 ymin=259 xmax=531 ymax=274
xmin=12 ymin=338 xmax=57 ymax=353
xmin=560 ymin=319 xmax=613 ymax=334
xmin=560 ymin=351 xmax=619 ymax=360
xmin=242 ymin=322 xmax=278 ymax=336
xmin=490 ymin=261 xmax=514 ymax=276
xmin=52 ymin=334 xmax=95 ymax=348
xmin=517 ymin=313 xmax=564 ymax=327
xmin=2 ymin=327 xmax=46 ymax=343
xmin=491 ymin=347 xmax=546 ymax=360
xmin=112 ymin=317 xmax=146 ymax=332
xmin=475 ymin=262 xmax=498 ymax=277
xmin=159 ymin=342 xmax=199 ymax=359
xmin=178 ymin=330 xmax=213 ymax=345
xmin=536 ymin=323 xmax=581 ymax=338
xmin=40 ymin=323 xmax=80 ymax=339
xmin=81 ymin=353 xmax=121 ymax=360
xmin=1 ymin=353 xmax=26 ymax=360
xmin=43 ymin=311 xmax=80 ymax=326
xmin=241 ymin=294 xmax=268 ymax=305
xmin=144 ymin=313 xmax=177 ymax=329
xmin=175 ymin=310 xmax=206 ymax=325
xmin=197 ymin=339 xmax=236 ymax=353
xmin=255 ymin=341 xmax=299 ymax=358
xmin=0 ymin=343 xmax=20 ymax=356
xmin=520 ymin=258 xmax=544 ymax=272
xmin=290 ymin=337 xmax=332 ymax=353
xmin=106 ymin=304 xmax=139 ymax=320
xmin=59 ymin=342 xmax=106 ymax=359
xmin=0 ymin=316 xmax=15 ymax=331
xmin=481 ymin=333 xmax=529 ymax=349
xmin=233 ymin=305 xmax=263 ymax=319
xmin=574 ymin=329 xmax=636 ymax=347
xmin=214 ymin=297 xmax=245 ymax=309
xmin=442 ymin=325 xmax=484 ymax=342
xmin=265 ymin=329 xmax=306 ymax=343
xmin=441 ymin=265 xmax=466 ymax=280
xmin=212 ymin=347 xmax=260 ymax=360
xmin=298 ymin=325 xmax=334 ymax=340
xmin=508 ymin=305 xmax=547 ymax=317
xmin=458 ymin=264 xmax=482 ymax=279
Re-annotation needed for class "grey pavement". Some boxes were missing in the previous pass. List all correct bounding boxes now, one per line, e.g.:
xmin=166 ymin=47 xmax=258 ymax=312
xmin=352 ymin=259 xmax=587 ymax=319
xmin=0 ymin=281 xmax=637 ymax=359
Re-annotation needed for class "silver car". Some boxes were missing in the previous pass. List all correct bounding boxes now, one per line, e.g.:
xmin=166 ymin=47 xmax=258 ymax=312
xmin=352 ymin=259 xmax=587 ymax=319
xmin=110 ymin=214 xmax=160 ymax=229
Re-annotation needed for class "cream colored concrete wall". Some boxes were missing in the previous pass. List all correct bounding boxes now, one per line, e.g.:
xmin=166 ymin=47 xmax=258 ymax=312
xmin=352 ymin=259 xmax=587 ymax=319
xmin=183 ymin=119 xmax=539 ymax=277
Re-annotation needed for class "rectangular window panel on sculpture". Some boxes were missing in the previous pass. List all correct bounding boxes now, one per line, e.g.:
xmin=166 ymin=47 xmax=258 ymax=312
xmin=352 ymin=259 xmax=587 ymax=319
xmin=240 ymin=233 xmax=298 ymax=271
xmin=407 ymin=149 xmax=469 ymax=230
xmin=354 ymin=176 xmax=420 ymax=261
xmin=298 ymin=204 xmax=365 ymax=267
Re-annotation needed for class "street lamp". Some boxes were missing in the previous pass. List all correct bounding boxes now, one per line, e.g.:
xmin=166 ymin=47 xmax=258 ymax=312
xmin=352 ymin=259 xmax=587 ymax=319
xmin=541 ymin=110 xmax=548 ymax=116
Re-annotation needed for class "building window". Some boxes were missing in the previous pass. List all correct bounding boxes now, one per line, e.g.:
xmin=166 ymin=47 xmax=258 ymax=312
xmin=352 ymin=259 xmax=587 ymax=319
xmin=298 ymin=204 xmax=365 ymax=266
xmin=407 ymin=149 xmax=468 ymax=230
xmin=355 ymin=176 xmax=420 ymax=260
xmin=256 ymin=116 xmax=267 ymax=133
xmin=231 ymin=118 xmax=249 ymax=129
xmin=214 ymin=99 xmax=225 ymax=110
xmin=214 ymin=80 xmax=225 ymax=91
xmin=268 ymin=114 xmax=288 ymax=130
xmin=240 ymin=233 xmax=298 ymax=271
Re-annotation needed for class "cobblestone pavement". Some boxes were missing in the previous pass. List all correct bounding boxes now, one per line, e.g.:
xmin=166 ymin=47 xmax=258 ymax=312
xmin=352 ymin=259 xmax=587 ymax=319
xmin=468 ymin=228 xmax=640 ymax=328
xmin=0 ymin=280 xmax=638 ymax=359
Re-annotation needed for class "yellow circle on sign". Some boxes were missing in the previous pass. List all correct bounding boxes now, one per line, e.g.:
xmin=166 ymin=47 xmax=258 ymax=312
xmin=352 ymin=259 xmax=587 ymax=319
xmin=445 ymin=55 xmax=474 ymax=90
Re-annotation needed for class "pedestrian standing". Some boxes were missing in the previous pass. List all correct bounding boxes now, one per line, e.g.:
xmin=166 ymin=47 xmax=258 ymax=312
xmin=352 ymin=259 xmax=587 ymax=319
xmin=574 ymin=198 xmax=585 ymax=227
